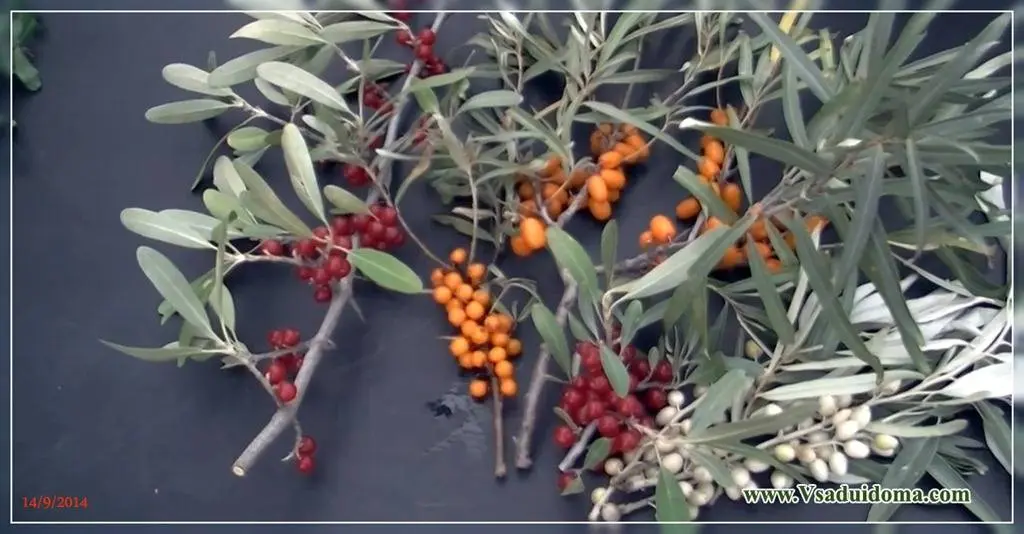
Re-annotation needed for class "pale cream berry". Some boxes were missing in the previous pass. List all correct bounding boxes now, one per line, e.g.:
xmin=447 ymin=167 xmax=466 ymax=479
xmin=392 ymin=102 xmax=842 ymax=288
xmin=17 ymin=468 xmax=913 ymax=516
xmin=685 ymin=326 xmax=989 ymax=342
xmin=680 ymin=418 xmax=693 ymax=434
xmin=687 ymin=489 xmax=710 ymax=506
xmin=604 ymin=457 xmax=624 ymax=476
xmin=808 ymin=431 xmax=829 ymax=443
xmin=809 ymin=458 xmax=829 ymax=482
xmin=731 ymin=467 xmax=751 ymax=487
xmin=851 ymin=405 xmax=872 ymax=428
xmin=771 ymin=470 xmax=794 ymax=489
xmin=818 ymin=395 xmax=837 ymax=417
xmin=600 ymin=504 xmax=621 ymax=522
xmin=678 ymin=481 xmax=694 ymax=497
xmin=835 ymin=420 xmax=860 ymax=441
xmin=661 ymin=453 xmax=684 ymax=474
xmin=880 ymin=379 xmax=902 ymax=395
xmin=667 ymin=390 xmax=686 ymax=408
xmin=797 ymin=444 xmax=818 ymax=464
xmin=693 ymin=466 xmax=713 ymax=483
xmin=832 ymin=408 xmax=852 ymax=425
xmin=744 ymin=458 xmax=770 ymax=473
xmin=836 ymin=394 xmax=853 ymax=408
xmin=843 ymin=440 xmax=870 ymax=459
xmin=797 ymin=417 xmax=816 ymax=430
xmin=744 ymin=339 xmax=761 ymax=359
xmin=694 ymin=385 xmax=708 ymax=397
xmin=655 ymin=406 xmax=677 ymax=427
xmin=873 ymin=433 xmax=899 ymax=451
xmin=763 ymin=403 xmax=783 ymax=417
xmin=828 ymin=451 xmax=848 ymax=476
xmin=655 ymin=437 xmax=675 ymax=453
xmin=725 ymin=486 xmax=742 ymax=500
xmin=626 ymin=474 xmax=646 ymax=491
xmin=872 ymin=445 xmax=895 ymax=457
xmin=774 ymin=443 xmax=796 ymax=463
xmin=590 ymin=487 xmax=607 ymax=505
xmin=643 ymin=466 xmax=659 ymax=479
xmin=642 ymin=447 xmax=659 ymax=463
xmin=688 ymin=505 xmax=700 ymax=520
xmin=696 ymin=482 xmax=716 ymax=501
xmin=743 ymin=480 xmax=758 ymax=491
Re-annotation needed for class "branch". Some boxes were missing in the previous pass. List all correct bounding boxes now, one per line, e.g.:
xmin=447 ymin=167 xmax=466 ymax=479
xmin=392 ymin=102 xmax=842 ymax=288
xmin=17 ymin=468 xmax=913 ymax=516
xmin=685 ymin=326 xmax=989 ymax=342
xmin=490 ymin=375 xmax=507 ymax=479
xmin=514 ymin=271 xmax=578 ymax=470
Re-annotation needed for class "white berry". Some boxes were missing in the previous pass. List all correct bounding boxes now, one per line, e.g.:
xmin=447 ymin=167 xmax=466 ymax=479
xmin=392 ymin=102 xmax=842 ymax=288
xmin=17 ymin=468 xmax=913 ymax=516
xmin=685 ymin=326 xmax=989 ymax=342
xmin=763 ymin=403 xmax=783 ymax=417
xmin=656 ymin=437 xmax=676 ymax=454
xmin=725 ymin=485 xmax=742 ymax=500
xmin=600 ymin=504 xmax=621 ymax=522
xmin=688 ymin=505 xmax=700 ymax=520
xmin=731 ymin=467 xmax=751 ymax=487
xmin=680 ymin=418 xmax=692 ymax=434
xmin=678 ymin=481 xmax=694 ymax=496
xmin=851 ymin=405 xmax=872 ymax=428
xmin=809 ymin=458 xmax=829 ymax=482
xmin=655 ymin=406 xmax=678 ymax=427
xmin=843 ymin=440 xmax=870 ymax=459
xmin=831 ymin=408 xmax=852 ymax=425
xmin=873 ymin=433 xmax=899 ymax=451
xmin=661 ymin=453 xmax=684 ymax=474
xmin=590 ymin=487 xmax=607 ymax=504
xmin=836 ymin=394 xmax=853 ymax=408
xmin=693 ymin=466 xmax=713 ymax=483
xmin=771 ymin=470 xmax=794 ymax=489
xmin=667 ymin=390 xmax=686 ymax=408
xmin=744 ymin=458 xmax=770 ymax=473
xmin=834 ymin=420 xmax=859 ymax=441
xmin=604 ymin=457 xmax=624 ymax=476
xmin=774 ymin=444 xmax=796 ymax=463
xmin=828 ymin=451 xmax=848 ymax=476
xmin=744 ymin=339 xmax=762 ymax=359
xmin=797 ymin=444 xmax=818 ymax=464
xmin=818 ymin=395 xmax=837 ymax=417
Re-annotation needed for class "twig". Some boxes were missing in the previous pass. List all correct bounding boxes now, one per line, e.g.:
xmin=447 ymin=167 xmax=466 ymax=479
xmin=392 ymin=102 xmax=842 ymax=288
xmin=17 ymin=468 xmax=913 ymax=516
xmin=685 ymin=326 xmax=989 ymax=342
xmin=514 ymin=271 xmax=578 ymax=470
xmin=490 ymin=375 xmax=507 ymax=479
xmin=558 ymin=421 xmax=596 ymax=471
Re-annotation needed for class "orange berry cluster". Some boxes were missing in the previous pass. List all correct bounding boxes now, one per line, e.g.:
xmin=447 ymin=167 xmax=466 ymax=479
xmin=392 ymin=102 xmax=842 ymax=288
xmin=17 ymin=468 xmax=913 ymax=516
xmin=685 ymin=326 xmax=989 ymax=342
xmin=430 ymin=248 xmax=523 ymax=401
xmin=639 ymin=215 xmax=677 ymax=250
xmin=585 ymin=123 xmax=649 ymax=220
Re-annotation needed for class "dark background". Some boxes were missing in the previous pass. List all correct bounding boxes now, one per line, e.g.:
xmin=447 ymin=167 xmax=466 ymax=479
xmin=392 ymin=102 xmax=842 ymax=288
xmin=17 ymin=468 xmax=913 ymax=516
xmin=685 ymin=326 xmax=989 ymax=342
xmin=6 ymin=3 xmax=1019 ymax=530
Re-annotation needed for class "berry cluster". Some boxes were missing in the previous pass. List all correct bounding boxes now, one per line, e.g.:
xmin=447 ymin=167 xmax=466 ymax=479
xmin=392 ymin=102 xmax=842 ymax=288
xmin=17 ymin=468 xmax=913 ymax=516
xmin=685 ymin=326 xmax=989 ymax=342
xmin=258 ymin=205 xmax=405 ymax=302
xmin=583 ymin=123 xmax=649 ymax=220
xmin=295 ymin=435 xmax=318 ymax=474
xmin=553 ymin=340 xmax=675 ymax=491
xmin=431 ymin=248 xmax=523 ymax=401
xmin=396 ymin=27 xmax=448 ymax=77
xmin=264 ymin=328 xmax=307 ymax=403
xmin=340 ymin=134 xmax=384 ymax=187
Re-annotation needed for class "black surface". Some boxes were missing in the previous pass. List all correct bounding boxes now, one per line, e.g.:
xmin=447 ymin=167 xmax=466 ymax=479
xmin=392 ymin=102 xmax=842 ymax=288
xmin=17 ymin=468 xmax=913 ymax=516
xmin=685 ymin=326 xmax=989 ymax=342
xmin=8 ymin=7 xmax=1018 ymax=528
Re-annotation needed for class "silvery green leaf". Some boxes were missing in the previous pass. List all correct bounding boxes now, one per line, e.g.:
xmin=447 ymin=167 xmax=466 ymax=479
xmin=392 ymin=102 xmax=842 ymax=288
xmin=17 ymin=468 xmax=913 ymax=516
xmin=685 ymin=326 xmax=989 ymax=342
xmin=457 ymin=90 xmax=524 ymax=113
xmin=280 ymin=123 xmax=327 ymax=223
xmin=136 ymin=246 xmax=218 ymax=340
xmin=227 ymin=126 xmax=270 ymax=152
xmin=319 ymin=20 xmax=396 ymax=43
xmin=208 ymin=46 xmax=302 ymax=88
xmin=254 ymin=77 xmax=292 ymax=106
xmin=120 ymin=208 xmax=214 ymax=249
xmin=938 ymin=362 xmax=1012 ymax=399
xmin=144 ymin=100 xmax=235 ymax=124
xmin=100 ymin=340 xmax=211 ymax=363
xmin=864 ymin=419 xmax=968 ymax=438
xmin=231 ymin=19 xmax=324 ymax=46
xmin=161 ymin=63 xmax=234 ymax=97
xmin=688 ymin=369 xmax=749 ymax=434
xmin=257 ymin=61 xmax=351 ymax=114
xmin=760 ymin=370 xmax=924 ymax=402
xmin=748 ymin=12 xmax=834 ymax=102
xmin=867 ymin=437 xmax=939 ymax=521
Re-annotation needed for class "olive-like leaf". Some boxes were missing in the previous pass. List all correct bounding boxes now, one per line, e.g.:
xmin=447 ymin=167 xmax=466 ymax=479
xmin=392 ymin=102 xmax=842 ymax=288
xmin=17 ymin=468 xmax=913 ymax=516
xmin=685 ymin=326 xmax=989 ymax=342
xmin=867 ymin=437 xmax=939 ymax=521
xmin=748 ymin=12 xmax=834 ymax=102
xmin=530 ymin=302 xmax=571 ymax=376
xmin=672 ymin=165 xmax=737 ymax=223
xmin=100 ymin=340 xmax=210 ymax=363
xmin=233 ymin=159 xmax=312 ymax=237
xmin=120 ymin=208 xmax=215 ymax=250
xmin=136 ymin=246 xmax=217 ymax=340
xmin=680 ymin=119 xmax=831 ymax=175
xmin=545 ymin=226 xmax=599 ymax=299
xmin=280 ymin=123 xmax=327 ymax=223
xmin=323 ymin=185 xmax=370 ymax=214
xmin=655 ymin=467 xmax=691 ymax=523
xmin=257 ymin=61 xmax=351 ymax=114
xmin=348 ymin=248 xmax=423 ymax=294
xmin=208 ymin=46 xmax=301 ymax=88
xmin=611 ymin=226 xmax=731 ymax=303
xmin=457 ymin=90 xmax=524 ymax=113
xmin=745 ymin=241 xmax=796 ymax=345
xmin=584 ymin=100 xmax=700 ymax=162
xmin=975 ymin=401 xmax=1011 ymax=474
xmin=319 ymin=20 xmax=397 ymax=43
xmin=230 ymin=19 xmax=324 ymax=46
xmin=599 ymin=344 xmax=631 ymax=398
xmin=582 ymin=438 xmax=612 ymax=470
xmin=687 ymin=402 xmax=817 ymax=444
xmin=599 ymin=219 xmax=618 ymax=287
xmin=687 ymin=368 xmax=749 ymax=434
xmin=212 ymin=155 xmax=247 ymax=198
xmin=161 ymin=63 xmax=233 ymax=97
xmin=226 ymin=126 xmax=270 ymax=152
xmin=144 ymin=100 xmax=234 ymax=124
xmin=618 ymin=300 xmax=643 ymax=348
xmin=926 ymin=456 xmax=1004 ymax=521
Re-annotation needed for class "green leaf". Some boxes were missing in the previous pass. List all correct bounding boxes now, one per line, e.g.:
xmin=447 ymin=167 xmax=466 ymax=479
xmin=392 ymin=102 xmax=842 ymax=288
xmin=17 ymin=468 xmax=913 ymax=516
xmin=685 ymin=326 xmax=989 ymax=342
xmin=203 ymin=189 xmax=242 ymax=222
xmin=687 ymin=402 xmax=817 ymax=444
xmin=161 ymin=63 xmax=234 ymax=97
xmin=737 ymin=34 xmax=755 ymax=106
xmin=226 ymin=126 xmax=270 ymax=152
xmin=120 ymin=208 xmax=215 ymax=249
xmin=781 ymin=64 xmax=810 ymax=148
xmin=545 ymin=226 xmax=599 ymax=300
xmin=530 ymin=302 xmax=571 ymax=377
xmin=208 ymin=46 xmax=301 ymax=88
xmin=323 ymin=185 xmax=370 ymax=215
xmin=597 ymin=69 xmax=676 ymax=85
xmin=688 ymin=369 xmax=749 ymax=434
xmin=230 ymin=19 xmax=324 ymax=47
xmin=280 ymin=123 xmax=327 ymax=223
xmin=319 ymin=20 xmax=396 ymax=43
xmin=144 ymin=100 xmax=234 ymax=124
xmin=348 ymin=248 xmax=423 ymax=294
xmin=100 ymin=340 xmax=209 ymax=363
xmin=136 ymin=246 xmax=217 ymax=340
xmin=411 ymin=85 xmax=439 ymax=114
xmin=212 ymin=155 xmax=247 ymax=198
xmin=761 ymin=370 xmax=923 ymax=402
xmin=902 ymin=138 xmax=929 ymax=258
xmin=431 ymin=215 xmax=497 ymax=245
xmin=975 ymin=401 xmax=1011 ymax=474
xmin=584 ymin=101 xmax=699 ymax=162
xmin=926 ymin=456 xmax=1003 ymax=521
xmin=599 ymin=344 xmax=631 ymax=398
xmin=745 ymin=241 xmax=795 ymax=345
xmin=210 ymin=221 xmax=235 ymax=336
xmin=600 ymin=219 xmax=618 ymax=288
xmin=409 ymin=67 xmax=475 ymax=90
xmin=257 ymin=62 xmax=351 ymax=114
xmin=457 ymin=90 xmax=524 ymax=113
xmin=867 ymin=437 xmax=939 ymax=521
xmin=582 ymin=438 xmax=612 ymax=470
xmin=233 ymin=159 xmax=313 ymax=237
xmin=506 ymin=108 xmax=570 ymax=164
xmin=834 ymin=145 xmax=885 ymax=285
xmin=748 ymin=12 xmax=834 ymax=102
xmin=682 ymin=121 xmax=830 ymax=175
xmin=654 ymin=467 xmax=691 ymax=523
xmin=787 ymin=222 xmax=883 ymax=381
xmin=618 ymin=300 xmax=644 ymax=348
xmin=672 ymin=165 xmax=737 ymax=223
xmin=864 ymin=419 xmax=968 ymax=438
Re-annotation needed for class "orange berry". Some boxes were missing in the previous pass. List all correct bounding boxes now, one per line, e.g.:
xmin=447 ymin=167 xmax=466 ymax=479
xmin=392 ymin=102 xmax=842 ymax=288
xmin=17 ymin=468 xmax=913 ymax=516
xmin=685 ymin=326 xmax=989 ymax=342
xmin=598 ymin=151 xmax=623 ymax=169
xmin=698 ymin=157 xmax=720 ymax=180
xmin=458 ymin=353 xmax=474 ymax=369
xmin=649 ymin=215 xmax=676 ymax=244
xmin=467 ymin=263 xmax=486 ymax=284
xmin=613 ymin=142 xmax=633 ymax=159
xmin=519 ymin=216 xmax=547 ymax=250
xmin=491 ymin=332 xmax=509 ymax=347
xmin=598 ymin=123 xmax=614 ymax=135
xmin=470 ymin=350 xmax=487 ymax=368
xmin=445 ymin=298 xmax=462 ymax=313
xmin=588 ymin=199 xmax=612 ymax=221
xmin=765 ymin=258 xmax=783 ymax=273
xmin=468 ymin=379 xmax=488 ymax=400
xmin=721 ymin=182 xmax=743 ymax=212
xmin=639 ymin=230 xmax=654 ymax=249
xmin=517 ymin=181 xmax=535 ymax=200
xmin=600 ymin=168 xmax=626 ymax=190
xmin=607 ymin=189 xmax=621 ymax=203
xmin=706 ymin=217 xmax=725 ymax=231
xmin=499 ymin=378 xmax=518 ymax=398
xmin=432 ymin=286 xmax=453 ymax=305
xmin=465 ymin=301 xmax=485 ymax=321
xmin=449 ymin=247 xmax=467 ymax=265
xmin=675 ymin=197 xmax=701 ymax=220
xmin=704 ymin=139 xmax=725 ymax=166
xmin=471 ymin=328 xmax=490 ymax=346
xmin=488 ymin=346 xmax=507 ymax=364
xmin=510 ymin=235 xmax=531 ymax=256
xmin=542 ymin=155 xmax=562 ymax=176
xmin=455 ymin=283 xmax=474 ymax=303
xmin=546 ymin=197 xmax=565 ymax=218
xmin=484 ymin=314 xmax=501 ymax=332
xmin=710 ymin=181 xmax=721 ymax=197
xmin=496 ymin=314 xmax=513 ymax=333
xmin=507 ymin=338 xmax=522 ymax=357
xmin=586 ymin=175 xmax=609 ymax=203
xmin=748 ymin=218 xmax=769 ymax=241
xmin=621 ymin=124 xmax=639 ymax=136
xmin=518 ymin=199 xmax=538 ymax=217
xmin=542 ymin=182 xmax=560 ymax=200
xmin=448 ymin=308 xmax=467 ymax=327
xmin=449 ymin=336 xmax=470 ymax=357
xmin=548 ymin=169 xmax=567 ymax=185
xmin=472 ymin=290 xmax=490 ymax=307
xmin=494 ymin=360 xmax=514 ymax=379
xmin=754 ymin=241 xmax=773 ymax=259
xmin=569 ymin=168 xmax=589 ymax=189
xmin=699 ymin=134 xmax=717 ymax=148
xmin=460 ymin=320 xmax=479 ymax=338
xmin=430 ymin=268 xmax=445 ymax=287
xmin=710 ymin=108 xmax=728 ymax=125
xmin=717 ymin=246 xmax=746 ymax=270
xmin=443 ymin=271 xmax=462 ymax=291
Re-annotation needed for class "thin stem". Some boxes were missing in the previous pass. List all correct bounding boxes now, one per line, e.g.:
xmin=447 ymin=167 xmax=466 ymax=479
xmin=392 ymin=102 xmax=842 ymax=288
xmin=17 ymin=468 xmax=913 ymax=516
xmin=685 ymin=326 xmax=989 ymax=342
xmin=558 ymin=422 xmax=596 ymax=472
xmin=491 ymin=375 xmax=507 ymax=479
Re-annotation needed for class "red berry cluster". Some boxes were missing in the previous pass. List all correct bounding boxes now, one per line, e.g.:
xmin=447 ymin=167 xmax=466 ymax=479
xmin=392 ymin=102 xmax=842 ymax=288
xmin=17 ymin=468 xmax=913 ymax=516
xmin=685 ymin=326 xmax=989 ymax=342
xmin=362 ymin=82 xmax=394 ymax=116
xmin=341 ymin=134 xmax=385 ymax=187
xmin=264 ymin=328 xmax=306 ymax=403
xmin=411 ymin=115 xmax=433 ymax=147
xmin=552 ymin=340 xmax=675 ymax=488
xmin=396 ymin=27 xmax=447 ymax=77
xmin=295 ymin=435 xmax=318 ymax=474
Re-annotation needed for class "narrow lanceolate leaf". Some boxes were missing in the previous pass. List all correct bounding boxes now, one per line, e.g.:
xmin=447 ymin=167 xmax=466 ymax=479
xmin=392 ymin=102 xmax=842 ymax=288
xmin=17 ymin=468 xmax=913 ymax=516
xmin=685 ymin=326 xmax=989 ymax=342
xmin=975 ymin=401 xmax=1011 ymax=474
xmin=545 ymin=227 xmax=599 ymax=299
xmin=348 ymin=248 xmax=422 ymax=294
xmin=210 ymin=222 xmax=235 ymax=335
xmin=745 ymin=241 xmax=796 ymax=345
xmin=672 ymin=165 xmax=737 ymax=223
xmin=688 ymin=369 xmax=749 ymax=434
xmin=749 ymin=12 xmax=834 ymax=102
xmin=530 ymin=303 xmax=571 ymax=376
xmin=208 ymin=46 xmax=302 ymax=88
xmin=280 ymin=123 xmax=326 ymax=223
xmin=582 ymin=438 xmax=611 ymax=470
xmin=599 ymin=220 xmax=618 ymax=288
xmin=457 ymin=90 xmax=524 ymax=113
xmin=927 ymin=456 xmax=1004 ymax=522
xmin=781 ymin=64 xmax=810 ymax=148
xmin=230 ymin=19 xmax=324 ymax=47
xmin=612 ymin=227 xmax=728 ymax=303
xmin=227 ymin=126 xmax=270 ymax=152
xmin=618 ymin=300 xmax=644 ymax=348
xmin=257 ymin=62 xmax=351 ymax=114
xmin=584 ymin=101 xmax=700 ymax=162
xmin=787 ymin=222 xmax=884 ymax=381
xmin=319 ymin=20 xmax=396 ymax=43
xmin=864 ymin=419 xmax=968 ymax=438
xmin=144 ymin=100 xmax=234 ymax=124
xmin=100 ymin=340 xmax=210 ymax=363
xmin=834 ymin=145 xmax=885 ymax=285
xmin=686 ymin=402 xmax=817 ymax=444
xmin=599 ymin=344 xmax=631 ymax=398
xmin=120 ymin=208 xmax=215 ymax=249
xmin=867 ymin=437 xmax=939 ymax=521
xmin=655 ymin=467 xmax=691 ymax=524
xmin=680 ymin=120 xmax=830 ymax=175
xmin=161 ymin=63 xmax=233 ymax=97
xmin=233 ymin=159 xmax=312 ymax=237
xmin=902 ymin=138 xmax=928 ymax=258
xmin=323 ymin=185 xmax=370 ymax=214
xmin=136 ymin=246 xmax=217 ymax=340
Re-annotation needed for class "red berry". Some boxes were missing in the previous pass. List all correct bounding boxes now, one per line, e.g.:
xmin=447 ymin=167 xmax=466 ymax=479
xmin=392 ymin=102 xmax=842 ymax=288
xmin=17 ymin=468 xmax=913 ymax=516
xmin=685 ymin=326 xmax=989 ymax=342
xmin=413 ymin=130 xmax=427 ymax=145
xmin=332 ymin=234 xmax=353 ymax=251
xmin=281 ymin=329 xmax=301 ymax=347
xmin=427 ymin=60 xmax=446 ymax=75
xmin=351 ymin=214 xmax=371 ymax=232
xmin=613 ymin=429 xmax=641 ymax=454
xmin=296 ymin=454 xmax=315 ymax=474
xmin=586 ymin=389 xmax=603 ymax=401
xmin=588 ymin=375 xmax=612 ymax=396
xmin=267 ymin=329 xmax=284 ymax=348
xmin=628 ymin=374 xmax=640 ymax=393
xmin=418 ymin=28 xmax=436 ymax=45
xmin=644 ymin=388 xmax=668 ymax=411
xmin=260 ymin=239 xmax=285 ymax=256
xmin=392 ymin=11 xmax=410 ymax=22
xmin=360 ymin=232 xmax=378 ymax=249
xmin=288 ymin=356 xmax=304 ymax=374
xmin=296 ymin=240 xmax=319 ymax=259
xmin=620 ymin=345 xmax=638 ymax=363
xmin=296 ymin=266 xmax=314 ymax=281
xmin=312 ymin=268 xmax=331 ymax=286
xmin=298 ymin=435 xmax=317 ymax=456
xmin=581 ymin=351 xmax=602 ymax=374
xmin=570 ymin=376 xmax=589 ymax=391
xmin=383 ymin=226 xmax=403 ymax=246
xmin=652 ymin=361 xmax=673 ymax=383
xmin=326 ymin=256 xmax=352 ymax=279
xmin=331 ymin=215 xmax=353 ymax=236
xmin=313 ymin=285 xmax=332 ymax=303
xmin=639 ymin=415 xmax=656 ymax=429
xmin=276 ymin=381 xmax=298 ymax=403
xmin=557 ymin=471 xmax=576 ymax=491
xmin=266 ymin=361 xmax=287 ymax=385
xmin=596 ymin=414 xmax=622 ymax=438
xmin=577 ymin=400 xmax=606 ymax=425
xmin=367 ymin=220 xmax=387 ymax=240
xmin=616 ymin=395 xmax=645 ymax=418
xmin=630 ymin=360 xmax=651 ymax=380
xmin=312 ymin=226 xmax=330 ymax=241
xmin=415 ymin=43 xmax=433 ymax=61
xmin=369 ymin=135 xmax=384 ymax=150
xmin=379 ymin=102 xmax=394 ymax=115
xmin=374 ymin=239 xmax=389 ymax=251
xmin=577 ymin=341 xmax=598 ymax=358
xmin=553 ymin=425 xmax=575 ymax=449
xmin=396 ymin=30 xmax=413 ymax=46
xmin=560 ymin=388 xmax=586 ymax=413
xmin=377 ymin=205 xmax=398 ymax=226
